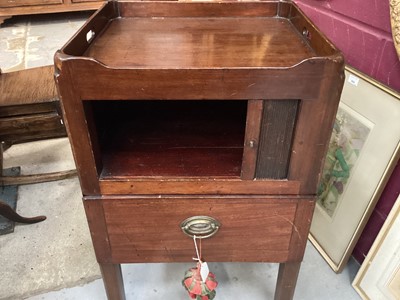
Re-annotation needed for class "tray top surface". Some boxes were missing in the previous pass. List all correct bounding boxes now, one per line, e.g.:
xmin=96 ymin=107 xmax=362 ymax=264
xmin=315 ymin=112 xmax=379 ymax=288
xmin=84 ymin=17 xmax=316 ymax=68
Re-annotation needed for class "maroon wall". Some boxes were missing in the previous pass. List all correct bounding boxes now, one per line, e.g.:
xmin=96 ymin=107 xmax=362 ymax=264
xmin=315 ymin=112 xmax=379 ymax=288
xmin=295 ymin=0 xmax=400 ymax=264
xmin=353 ymin=162 xmax=400 ymax=263
xmin=295 ymin=0 xmax=400 ymax=92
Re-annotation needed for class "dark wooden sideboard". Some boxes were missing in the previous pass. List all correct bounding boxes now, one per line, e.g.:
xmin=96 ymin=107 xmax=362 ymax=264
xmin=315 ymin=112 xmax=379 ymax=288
xmin=0 ymin=0 xmax=102 ymax=24
xmin=55 ymin=1 xmax=345 ymax=299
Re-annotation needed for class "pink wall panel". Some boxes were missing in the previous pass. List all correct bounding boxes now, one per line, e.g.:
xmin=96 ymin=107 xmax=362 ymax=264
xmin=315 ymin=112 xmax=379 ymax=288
xmin=376 ymin=40 xmax=400 ymax=88
xmin=300 ymin=0 xmax=392 ymax=33
xmin=295 ymin=0 xmax=400 ymax=92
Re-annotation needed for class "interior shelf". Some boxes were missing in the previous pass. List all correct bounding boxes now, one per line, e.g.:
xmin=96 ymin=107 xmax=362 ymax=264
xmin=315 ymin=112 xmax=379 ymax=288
xmin=87 ymin=100 xmax=248 ymax=178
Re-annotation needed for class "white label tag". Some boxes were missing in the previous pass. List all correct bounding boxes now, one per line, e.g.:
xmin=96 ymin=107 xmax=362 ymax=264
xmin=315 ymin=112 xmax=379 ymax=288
xmin=348 ymin=74 xmax=360 ymax=86
xmin=200 ymin=262 xmax=210 ymax=282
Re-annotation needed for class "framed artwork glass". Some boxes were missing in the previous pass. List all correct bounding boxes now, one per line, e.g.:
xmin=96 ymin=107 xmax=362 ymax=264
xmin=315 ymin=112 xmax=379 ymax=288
xmin=309 ymin=66 xmax=400 ymax=273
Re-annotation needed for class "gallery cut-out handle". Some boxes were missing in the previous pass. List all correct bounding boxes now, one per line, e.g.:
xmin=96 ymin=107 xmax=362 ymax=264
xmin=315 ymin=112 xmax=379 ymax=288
xmin=86 ymin=29 xmax=95 ymax=43
xmin=180 ymin=216 xmax=220 ymax=239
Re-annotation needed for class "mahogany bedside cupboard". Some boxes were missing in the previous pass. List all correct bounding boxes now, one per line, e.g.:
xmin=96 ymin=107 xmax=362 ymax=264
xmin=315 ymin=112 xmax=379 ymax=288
xmin=54 ymin=1 xmax=345 ymax=299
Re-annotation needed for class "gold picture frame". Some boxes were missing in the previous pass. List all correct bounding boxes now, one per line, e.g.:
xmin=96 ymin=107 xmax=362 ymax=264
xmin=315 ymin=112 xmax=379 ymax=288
xmin=352 ymin=194 xmax=400 ymax=299
xmin=309 ymin=66 xmax=400 ymax=273
xmin=390 ymin=0 xmax=400 ymax=58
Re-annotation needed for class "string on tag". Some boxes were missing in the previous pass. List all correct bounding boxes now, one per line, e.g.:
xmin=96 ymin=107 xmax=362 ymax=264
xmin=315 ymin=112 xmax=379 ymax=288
xmin=192 ymin=235 xmax=202 ymax=263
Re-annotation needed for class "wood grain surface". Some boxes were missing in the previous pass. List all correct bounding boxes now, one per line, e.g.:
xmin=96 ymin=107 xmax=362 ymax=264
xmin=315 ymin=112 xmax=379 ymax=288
xmin=97 ymin=196 xmax=307 ymax=263
xmin=85 ymin=17 xmax=315 ymax=69
xmin=56 ymin=2 xmax=345 ymax=299
xmin=0 ymin=66 xmax=57 ymax=106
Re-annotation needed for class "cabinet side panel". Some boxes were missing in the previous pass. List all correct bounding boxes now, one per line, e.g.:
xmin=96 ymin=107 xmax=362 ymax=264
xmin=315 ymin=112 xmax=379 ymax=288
xmin=288 ymin=66 xmax=344 ymax=194
xmin=83 ymin=101 xmax=103 ymax=179
xmin=55 ymin=62 xmax=101 ymax=195
xmin=83 ymin=198 xmax=113 ymax=263
xmin=256 ymin=100 xmax=299 ymax=179
xmin=287 ymin=198 xmax=316 ymax=261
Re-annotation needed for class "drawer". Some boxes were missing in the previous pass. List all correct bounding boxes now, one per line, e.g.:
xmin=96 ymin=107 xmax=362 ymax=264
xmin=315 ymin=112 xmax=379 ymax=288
xmin=0 ymin=0 xmax=62 ymax=8
xmin=89 ymin=196 xmax=315 ymax=263
xmin=0 ymin=112 xmax=65 ymax=143
xmin=0 ymin=102 xmax=58 ymax=118
xmin=71 ymin=0 xmax=99 ymax=2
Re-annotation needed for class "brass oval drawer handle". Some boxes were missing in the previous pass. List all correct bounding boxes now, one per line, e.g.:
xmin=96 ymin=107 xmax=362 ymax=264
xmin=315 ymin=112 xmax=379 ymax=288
xmin=180 ymin=216 xmax=221 ymax=239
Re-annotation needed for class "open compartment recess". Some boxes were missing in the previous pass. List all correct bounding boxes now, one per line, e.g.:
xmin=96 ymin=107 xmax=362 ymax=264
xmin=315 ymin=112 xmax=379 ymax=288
xmin=83 ymin=99 xmax=301 ymax=180
xmin=84 ymin=100 xmax=248 ymax=178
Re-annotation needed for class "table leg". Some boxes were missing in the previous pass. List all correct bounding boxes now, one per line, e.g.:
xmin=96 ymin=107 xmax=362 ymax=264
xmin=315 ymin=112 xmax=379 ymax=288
xmin=100 ymin=263 xmax=126 ymax=300
xmin=274 ymin=261 xmax=301 ymax=300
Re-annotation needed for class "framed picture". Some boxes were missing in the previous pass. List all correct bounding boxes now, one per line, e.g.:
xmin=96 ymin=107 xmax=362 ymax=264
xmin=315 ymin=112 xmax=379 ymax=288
xmin=309 ymin=66 xmax=400 ymax=273
xmin=352 ymin=194 xmax=400 ymax=299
